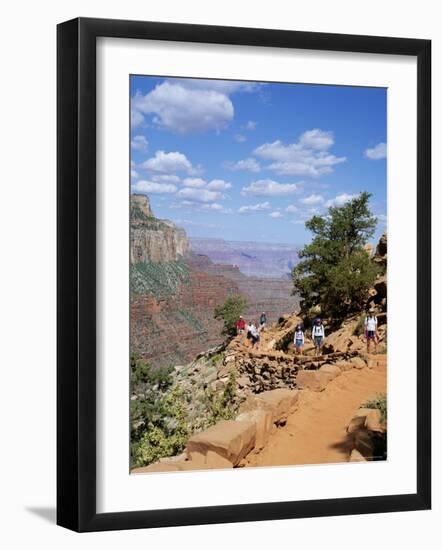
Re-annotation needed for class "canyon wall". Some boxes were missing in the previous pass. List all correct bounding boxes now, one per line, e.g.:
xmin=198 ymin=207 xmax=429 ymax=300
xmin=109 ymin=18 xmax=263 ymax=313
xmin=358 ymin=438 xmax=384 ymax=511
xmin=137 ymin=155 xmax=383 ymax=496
xmin=130 ymin=194 xmax=190 ymax=263
xmin=130 ymin=194 xmax=299 ymax=369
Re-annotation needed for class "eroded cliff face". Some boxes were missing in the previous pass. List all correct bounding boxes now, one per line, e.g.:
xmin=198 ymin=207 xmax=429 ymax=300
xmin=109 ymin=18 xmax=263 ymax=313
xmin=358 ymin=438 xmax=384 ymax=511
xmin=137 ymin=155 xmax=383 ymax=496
xmin=130 ymin=194 xmax=190 ymax=263
xmin=130 ymin=194 xmax=240 ymax=367
xmin=130 ymin=193 xmax=300 ymax=369
xmin=186 ymin=254 xmax=299 ymax=324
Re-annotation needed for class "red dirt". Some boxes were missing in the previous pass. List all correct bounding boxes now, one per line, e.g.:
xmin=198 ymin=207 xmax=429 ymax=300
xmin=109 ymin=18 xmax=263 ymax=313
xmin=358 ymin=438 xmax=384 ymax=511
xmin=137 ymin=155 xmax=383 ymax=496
xmin=244 ymin=360 xmax=386 ymax=467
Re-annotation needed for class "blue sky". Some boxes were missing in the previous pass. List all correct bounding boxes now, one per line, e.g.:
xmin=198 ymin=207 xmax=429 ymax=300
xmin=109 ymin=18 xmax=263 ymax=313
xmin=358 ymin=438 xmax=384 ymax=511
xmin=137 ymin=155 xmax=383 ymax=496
xmin=130 ymin=76 xmax=387 ymax=245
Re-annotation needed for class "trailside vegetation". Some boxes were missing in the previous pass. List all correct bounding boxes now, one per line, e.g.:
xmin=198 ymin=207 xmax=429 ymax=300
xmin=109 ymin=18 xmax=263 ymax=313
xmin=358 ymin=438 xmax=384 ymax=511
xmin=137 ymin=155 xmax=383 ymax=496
xmin=214 ymin=294 xmax=248 ymax=337
xmin=130 ymin=353 xmax=238 ymax=468
xmin=292 ymin=192 xmax=378 ymax=322
xmin=362 ymin=393 xmax=387 ymax=425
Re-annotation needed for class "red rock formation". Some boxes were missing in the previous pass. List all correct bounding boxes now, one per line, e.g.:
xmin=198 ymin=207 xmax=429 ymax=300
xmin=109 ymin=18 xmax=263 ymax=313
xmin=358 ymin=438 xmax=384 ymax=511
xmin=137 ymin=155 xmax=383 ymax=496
xmin=130 ymin=263 xmax=240 ymax=367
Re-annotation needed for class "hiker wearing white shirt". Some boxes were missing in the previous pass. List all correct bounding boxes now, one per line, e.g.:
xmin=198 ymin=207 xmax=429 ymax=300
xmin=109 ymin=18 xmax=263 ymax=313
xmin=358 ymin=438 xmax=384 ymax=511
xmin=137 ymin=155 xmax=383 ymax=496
xmin=364 ymin=309 xmax=379 ymax=353
xmin=250 ymin=323 xmax=260 ymax=349
xmin=312 ymin=318 xmax=325 ymax=355
xmin=294 ymin=324 xmax=305 ymax=355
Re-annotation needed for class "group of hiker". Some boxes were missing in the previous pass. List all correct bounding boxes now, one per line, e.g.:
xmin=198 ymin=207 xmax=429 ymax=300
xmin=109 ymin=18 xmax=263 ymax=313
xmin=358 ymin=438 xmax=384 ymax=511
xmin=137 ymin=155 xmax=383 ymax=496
xmin=235 ymin=312 xmax=267 ymax=349
xmin=292 ymin=308 xmax=380 ymax=355
xmin=235 ymin=308 xmax=379 ymax=356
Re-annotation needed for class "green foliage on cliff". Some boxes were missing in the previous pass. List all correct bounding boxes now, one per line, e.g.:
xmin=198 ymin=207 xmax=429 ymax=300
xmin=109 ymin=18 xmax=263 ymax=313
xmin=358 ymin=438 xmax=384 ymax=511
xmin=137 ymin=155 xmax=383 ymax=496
xmin=292 ymin=192 xmax=378 ymax=321
xmin=132 ymin=386 xmax=191 ymax=467
xmin=203 ymin=370 xmax=238 ymax=426
xmin=130 ymin=353 xmax=239 ymax=468
xmin=130 ymin=260 xmax=190 ymax=295
xmin=214 ymin=294 xmax=248 ymax=337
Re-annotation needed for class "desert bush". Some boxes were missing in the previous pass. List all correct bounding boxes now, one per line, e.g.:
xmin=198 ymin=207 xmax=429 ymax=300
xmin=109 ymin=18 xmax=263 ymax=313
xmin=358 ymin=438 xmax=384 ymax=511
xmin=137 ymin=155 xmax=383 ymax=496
xmin=132 ymin=386 xmax=190 ymax=467
xmin=203 ymin=370 xmax=238 ymax=426
xmin=362 ymin=393 xmax=387 ymax=425
xmin=214 ymin=294 xmax=248 ymax=337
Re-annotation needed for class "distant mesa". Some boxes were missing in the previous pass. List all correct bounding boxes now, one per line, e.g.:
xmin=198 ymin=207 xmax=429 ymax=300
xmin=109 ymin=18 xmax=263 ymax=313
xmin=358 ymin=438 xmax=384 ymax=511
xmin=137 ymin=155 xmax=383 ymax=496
xmin=130 ymin=194 xmax=190 ymax=263
xmin=190 ymin=237 xmax=300 ymax=279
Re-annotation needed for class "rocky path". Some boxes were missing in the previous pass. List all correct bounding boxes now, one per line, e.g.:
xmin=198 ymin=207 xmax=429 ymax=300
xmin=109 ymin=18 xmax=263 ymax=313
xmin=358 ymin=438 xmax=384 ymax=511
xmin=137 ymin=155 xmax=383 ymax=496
xmin=243 ymin=358 xmax=386 ymax=467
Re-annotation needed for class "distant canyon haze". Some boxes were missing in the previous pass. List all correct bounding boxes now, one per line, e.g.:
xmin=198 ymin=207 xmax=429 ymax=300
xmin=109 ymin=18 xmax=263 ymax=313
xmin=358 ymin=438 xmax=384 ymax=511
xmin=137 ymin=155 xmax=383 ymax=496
xmin=189 ymin=237 xmax=300 ymax=279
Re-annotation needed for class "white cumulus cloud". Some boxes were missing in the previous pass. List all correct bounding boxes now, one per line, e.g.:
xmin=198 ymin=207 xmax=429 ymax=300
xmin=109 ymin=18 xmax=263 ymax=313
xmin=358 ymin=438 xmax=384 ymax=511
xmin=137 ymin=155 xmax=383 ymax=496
xmin=238 ymin=202 xmax=271 ymax=214
xmin=207 ymin=179 xmax=231 ymax=191
xmin=241 ymin=179 xmax=300 ymax=197
xmin=141 ymin=150 xmax=202 ymax=175
xmin=285 ymin=204 xmax=299 ymax=213
xmin=226 ymin=158 xmax=261 ymax=173
xmin=269 ymin=211 xmax=283 ymax=219
xmin=132 ymin=82 xmax=234 ymax=135
xmin=182 ymin=177 xmax=206 ymax=188
xmin=177 ymin=187 xmax=222 ymax=203
xmin=131 ymin=180 xmax=178 ymax=195
xmin=151 ymin=174 xmax=181 ymax=184
xmin=325 ymin=193 xmax=359 ymax=208
xmin=364 ymin=142 xmax=387 ymax=160
xmin=131 ymin=135 xmax=148 ymax=151
xmin=254 ymin=129 xmax=346 ymax=177
xmin=300 ymin=193 xmax=325 ymax=205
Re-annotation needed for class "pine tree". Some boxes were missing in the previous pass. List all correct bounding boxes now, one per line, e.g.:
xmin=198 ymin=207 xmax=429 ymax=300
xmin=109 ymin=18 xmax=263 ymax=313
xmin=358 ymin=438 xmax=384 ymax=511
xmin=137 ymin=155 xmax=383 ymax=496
xmin=292 ymin=192 xmax=378 ymax=321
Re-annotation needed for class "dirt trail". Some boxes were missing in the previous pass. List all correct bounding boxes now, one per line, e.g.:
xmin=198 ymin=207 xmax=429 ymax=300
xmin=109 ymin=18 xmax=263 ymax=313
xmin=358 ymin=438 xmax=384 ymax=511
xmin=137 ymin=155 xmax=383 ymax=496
xmin=244 ymin=360 xmax=386 ymax=467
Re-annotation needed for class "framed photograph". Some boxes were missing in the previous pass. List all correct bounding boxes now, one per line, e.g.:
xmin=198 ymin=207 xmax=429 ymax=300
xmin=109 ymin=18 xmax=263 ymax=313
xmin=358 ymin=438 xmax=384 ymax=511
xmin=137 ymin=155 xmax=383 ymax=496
xmin=57 ymin=17 xmax=431 ymax=532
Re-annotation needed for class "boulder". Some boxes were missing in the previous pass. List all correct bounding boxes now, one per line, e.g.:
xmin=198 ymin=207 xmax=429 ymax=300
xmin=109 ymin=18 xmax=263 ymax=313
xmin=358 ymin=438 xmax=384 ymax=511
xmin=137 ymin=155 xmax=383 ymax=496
xmin=236 ymin=375 xmax=250 ymax=389
xmin=319 ymin=364 xmax=341 ymax=380
xmin=364 ymin=408 xmax=384 ymax=432
xmin=296 ymin=370 xmax=331 ymax=392
xmin=347 ymin=408 xmax=374 ymax=433
xmin=350 ymin=356 xmax=367 ymax=369
xmin=236 ymin=409 xmax=273 ymax=450
xmin=334 ymin=360 xmax=353 ymax=372
xmin=238 ymin=388 xmax=299 ymax=424
xmin=186 ymin=420 xmax=256 ymax=466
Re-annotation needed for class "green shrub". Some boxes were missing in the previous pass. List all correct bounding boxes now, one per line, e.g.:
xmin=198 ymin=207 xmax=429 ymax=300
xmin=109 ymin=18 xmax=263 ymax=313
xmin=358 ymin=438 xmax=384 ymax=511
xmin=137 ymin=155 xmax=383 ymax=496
xmin=203 ymin=370 xmax=238 ymax=426
xmin=362 ymin=393 xmax=387 ymax=425
xmin=214 ymin=294 xmax=248 ymax=337
xmin=132 ymin=386 xmax=190 ymax=467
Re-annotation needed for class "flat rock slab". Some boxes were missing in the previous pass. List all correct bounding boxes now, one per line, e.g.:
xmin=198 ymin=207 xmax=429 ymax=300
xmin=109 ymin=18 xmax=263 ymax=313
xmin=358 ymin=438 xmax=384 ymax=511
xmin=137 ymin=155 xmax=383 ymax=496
xmin=296 ymin=370 xmax=333 ymax=392
xmin=236 ymin=409 xmax=273 ymax=450
xmin=186 ymin=420 xmax=256 ymax=466
xmin=239 ymin=388 xmax=299 ymax=425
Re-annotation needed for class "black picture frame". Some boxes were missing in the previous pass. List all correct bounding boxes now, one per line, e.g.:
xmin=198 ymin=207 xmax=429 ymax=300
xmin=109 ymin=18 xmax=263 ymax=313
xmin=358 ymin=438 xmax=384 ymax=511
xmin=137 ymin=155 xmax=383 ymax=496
xmin=57 ymin=17 xmax=431 ymax=532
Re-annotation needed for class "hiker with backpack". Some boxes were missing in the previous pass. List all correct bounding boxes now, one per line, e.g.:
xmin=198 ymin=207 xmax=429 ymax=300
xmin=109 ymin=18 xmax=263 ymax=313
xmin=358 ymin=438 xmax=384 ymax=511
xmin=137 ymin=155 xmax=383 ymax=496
xmin=294 ymin=323 xmax=305 ymax=355
xmin=364 ymin=308 xmax=379 ymax=353
xmin=250 ymin=322 xmax=260 ymax=349
xmin=236 ymin=315 xmax=246 ymax=336
xmin=259 ymin=311 xmax=267 ymax=331
xmin=312 ymin=318 xmax=325 ymax=356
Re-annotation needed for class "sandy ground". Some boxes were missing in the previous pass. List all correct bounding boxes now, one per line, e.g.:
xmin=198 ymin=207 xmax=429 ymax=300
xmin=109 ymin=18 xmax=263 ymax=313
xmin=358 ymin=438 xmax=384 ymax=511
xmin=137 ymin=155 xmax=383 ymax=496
xmin=244 ymin=360 xmax=386 ymax=467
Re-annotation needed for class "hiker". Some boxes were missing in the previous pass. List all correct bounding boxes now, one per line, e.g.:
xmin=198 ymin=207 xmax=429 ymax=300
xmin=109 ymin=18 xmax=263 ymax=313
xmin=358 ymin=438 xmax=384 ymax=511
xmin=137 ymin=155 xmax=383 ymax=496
xmin=259 ymin=311 xmax=267 ymax=331
xmin=294 ymin=323 xmax=305 ymax=355
xmin=364 ymin=308 xmax=379 ymax=353
xmin=246 ymin=321 xmax=254 ymax=347
xmin=236 ymin=315 xmax=246 ymax=336
xmin=250 ymin=323 xmax=260 ymax=349
xmin=312 ymin=318 xmax=325 ymax=356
